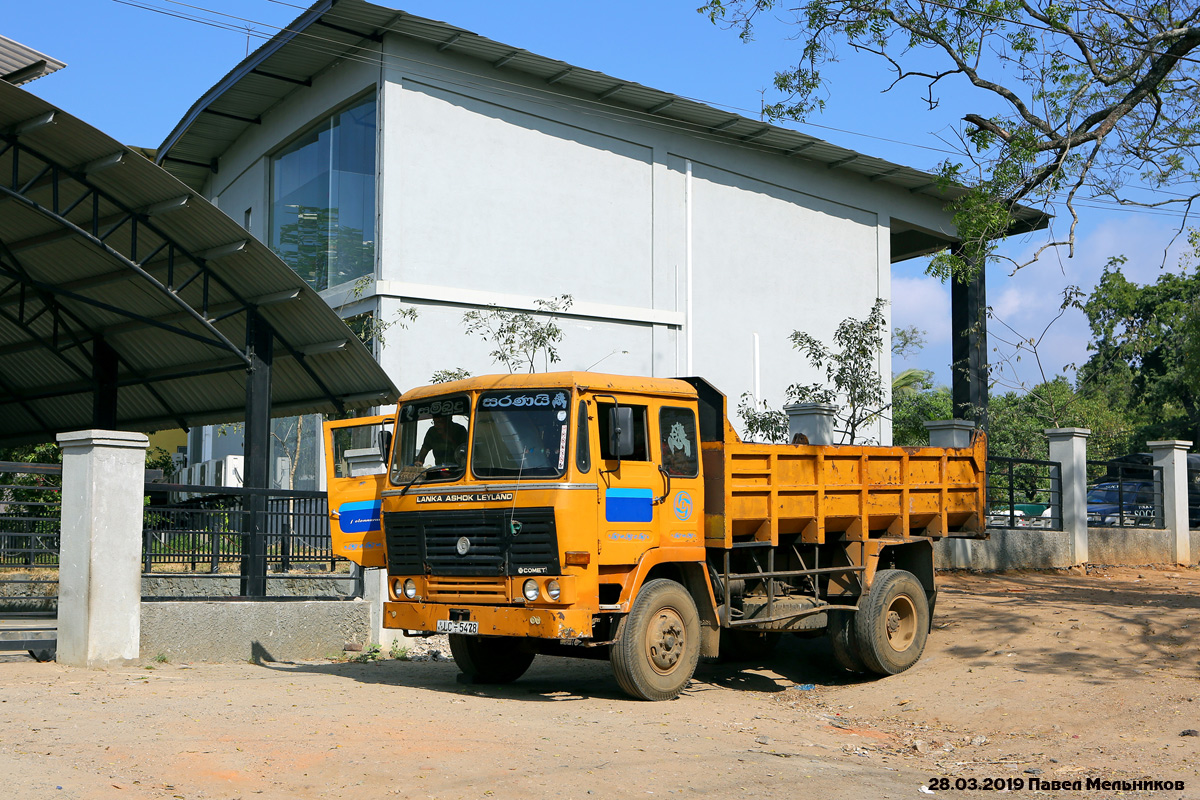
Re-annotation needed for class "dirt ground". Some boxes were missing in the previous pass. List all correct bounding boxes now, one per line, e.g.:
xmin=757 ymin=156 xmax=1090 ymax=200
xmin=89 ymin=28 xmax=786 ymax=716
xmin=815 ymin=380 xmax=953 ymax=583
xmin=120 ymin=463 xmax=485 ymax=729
xmin=1 ymin=565 xmax=1198 ymax=800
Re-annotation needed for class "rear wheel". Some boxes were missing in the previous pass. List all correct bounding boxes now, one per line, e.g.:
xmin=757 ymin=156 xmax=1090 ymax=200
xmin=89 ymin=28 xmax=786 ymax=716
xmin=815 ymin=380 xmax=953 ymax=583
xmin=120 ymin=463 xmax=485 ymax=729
xmin=853 ymin=569 xmax=929 ymax=675
xmin=611 ymin=579 xmax=700 ymax=701
xmin=448 ymin=635 xmax=535 ymax=684
xmin=827 ymin=610 xmax=867 ymax=673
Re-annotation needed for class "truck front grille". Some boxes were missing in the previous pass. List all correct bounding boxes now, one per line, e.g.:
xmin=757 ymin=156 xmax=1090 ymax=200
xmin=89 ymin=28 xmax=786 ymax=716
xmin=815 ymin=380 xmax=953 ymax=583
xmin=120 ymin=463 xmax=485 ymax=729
xmin=425 ymin=577 xmax=509 ymax=602
xmin=383 ymin=507 xmax=560 ymax=578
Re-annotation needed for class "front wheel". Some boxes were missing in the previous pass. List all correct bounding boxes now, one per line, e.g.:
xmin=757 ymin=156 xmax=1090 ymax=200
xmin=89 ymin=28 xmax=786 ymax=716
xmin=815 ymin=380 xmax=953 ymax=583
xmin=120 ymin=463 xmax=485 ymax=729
xmin=610 ymin=579 xmax=700 ymax=701
xmin=853 ymin=569 xmax=930 ymax=675
xmin=448 ymin=635 xmax=535 ymax=684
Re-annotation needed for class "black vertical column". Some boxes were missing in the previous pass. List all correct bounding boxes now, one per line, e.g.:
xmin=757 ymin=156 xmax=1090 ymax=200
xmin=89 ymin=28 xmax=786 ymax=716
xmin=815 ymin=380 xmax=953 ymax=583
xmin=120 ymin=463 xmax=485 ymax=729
xmin=951 ymin=252 xmax=989 ymax=432
xmin=92 ymin=336 xmax=119 ymax=429
xmin=241 ymin=308 xmax=273 ymax=598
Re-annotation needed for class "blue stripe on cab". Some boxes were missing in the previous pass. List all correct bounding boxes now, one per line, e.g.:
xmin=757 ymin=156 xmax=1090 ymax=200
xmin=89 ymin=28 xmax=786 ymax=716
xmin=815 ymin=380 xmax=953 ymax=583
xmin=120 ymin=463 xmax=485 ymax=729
xmin=338 ymin=500 xmax=382 ymax=533
xmin=605 ymin=488 xmax=654 ymax=523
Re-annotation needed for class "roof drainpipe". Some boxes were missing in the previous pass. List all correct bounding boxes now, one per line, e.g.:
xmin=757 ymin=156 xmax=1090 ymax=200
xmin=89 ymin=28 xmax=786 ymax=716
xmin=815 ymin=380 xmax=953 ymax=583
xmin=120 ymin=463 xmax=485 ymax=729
xmin=685 ymin=159 xmax=694 ymax=375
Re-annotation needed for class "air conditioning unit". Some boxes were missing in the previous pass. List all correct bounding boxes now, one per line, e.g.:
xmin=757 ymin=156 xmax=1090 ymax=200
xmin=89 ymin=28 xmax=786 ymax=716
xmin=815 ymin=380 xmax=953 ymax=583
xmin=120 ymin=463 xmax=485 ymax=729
xmin=274 ymin=456 xmax=292 ymax=490
xmin=221 ymin=455 xmax=244 ymax=487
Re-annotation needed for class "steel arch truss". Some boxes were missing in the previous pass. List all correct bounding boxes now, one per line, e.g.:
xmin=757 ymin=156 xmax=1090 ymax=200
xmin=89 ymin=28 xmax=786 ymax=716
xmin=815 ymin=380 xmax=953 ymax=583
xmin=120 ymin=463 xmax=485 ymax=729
xmin=0 ymin=132 xmax=346 ymax=435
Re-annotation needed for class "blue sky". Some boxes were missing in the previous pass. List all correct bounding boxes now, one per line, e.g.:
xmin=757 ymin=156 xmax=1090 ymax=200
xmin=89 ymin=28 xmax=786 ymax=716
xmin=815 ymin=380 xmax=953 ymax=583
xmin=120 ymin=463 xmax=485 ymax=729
xmin=7 ymin=0 xmax=1195 ymax=394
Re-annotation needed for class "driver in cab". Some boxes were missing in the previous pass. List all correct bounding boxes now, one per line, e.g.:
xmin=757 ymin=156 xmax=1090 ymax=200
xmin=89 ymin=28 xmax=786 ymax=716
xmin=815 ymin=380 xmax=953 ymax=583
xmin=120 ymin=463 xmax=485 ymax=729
xmin=416 ymin=415 xmax=467 ymax=466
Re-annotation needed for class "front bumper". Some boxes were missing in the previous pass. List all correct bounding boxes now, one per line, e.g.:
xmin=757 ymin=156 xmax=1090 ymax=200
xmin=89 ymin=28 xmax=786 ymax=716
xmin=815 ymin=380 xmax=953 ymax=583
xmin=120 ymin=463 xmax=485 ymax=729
xmin=384 ymin=600 xmax=595 ymax=641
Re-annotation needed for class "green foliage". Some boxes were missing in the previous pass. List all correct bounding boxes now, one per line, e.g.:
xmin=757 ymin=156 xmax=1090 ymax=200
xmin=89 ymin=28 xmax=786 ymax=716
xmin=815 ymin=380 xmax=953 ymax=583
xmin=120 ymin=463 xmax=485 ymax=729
xmin=700 ymin=0 xmax=1200 ymax=277
xmin=1078 ymin=242 xmax=1200 ymax=443
xmin=736 ymin=392 xmax=790 ymax=443
xmin=351 ymin=643 xmax=383 ymax=663
xmin=787 ymin=298 xmax=889 ymax=443
xmin=346 ymin=277 xmax=419 ymax=352
xmin=891 ymin=325 xmax=926 ymax=359
xmin=463 ymin=295 xmax=574 ymax=374
xmin=389 ymin=639 xmax=409 ymax=660
xmin=429 ymin=368 xmax=473 ymax=384
xmin=892 ymin=367 xmax=934 ymax=398
xmin=891 ymin=386 xmax=952 ymax=446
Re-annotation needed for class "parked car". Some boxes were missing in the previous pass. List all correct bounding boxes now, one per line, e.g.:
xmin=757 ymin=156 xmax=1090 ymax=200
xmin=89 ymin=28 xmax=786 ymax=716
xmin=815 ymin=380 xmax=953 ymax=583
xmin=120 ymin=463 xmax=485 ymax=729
xmin=1105 ymin=452 xmax=1200 ymax=527
xmin=1087 ymin=480 xmax=1158 ymax=526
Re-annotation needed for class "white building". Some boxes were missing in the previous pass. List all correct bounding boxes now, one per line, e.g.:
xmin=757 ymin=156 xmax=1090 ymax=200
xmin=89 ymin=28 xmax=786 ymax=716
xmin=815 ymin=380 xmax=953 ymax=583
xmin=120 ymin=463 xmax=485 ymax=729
xmin=158 ymin=1 xmax=1031 ymax=479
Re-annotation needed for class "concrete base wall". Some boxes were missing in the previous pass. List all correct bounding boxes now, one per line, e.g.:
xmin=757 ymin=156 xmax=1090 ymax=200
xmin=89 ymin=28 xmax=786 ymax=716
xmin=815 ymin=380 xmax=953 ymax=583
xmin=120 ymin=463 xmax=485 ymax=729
xmin=1087 ymin=528 xmax=1175 ymax=565
xmin=935 ymin=530 xmax=1074 ymax=571
xmin=1192 ymin=531 xmax=1200 ymax=565
xmin=141 ymin=599 xmax=371 ymax=663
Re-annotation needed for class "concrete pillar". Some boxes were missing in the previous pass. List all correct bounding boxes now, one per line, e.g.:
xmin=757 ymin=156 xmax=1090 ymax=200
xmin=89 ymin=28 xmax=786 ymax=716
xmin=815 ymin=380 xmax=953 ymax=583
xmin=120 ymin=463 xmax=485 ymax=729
xmin=364 ymin=567 xmax=401 ymax=651
xmin=923 ymin=420 xmax=976 ymax=449
xmin=56 ymin=429 xmax=149 ymax=667
xmin=784 ymin=403 xmax=838 ymax=445
xmin=1045 ymin=428 xmax=1090 ymax=565
xmin=1148 ymin=440 xmax=1193 ymax=565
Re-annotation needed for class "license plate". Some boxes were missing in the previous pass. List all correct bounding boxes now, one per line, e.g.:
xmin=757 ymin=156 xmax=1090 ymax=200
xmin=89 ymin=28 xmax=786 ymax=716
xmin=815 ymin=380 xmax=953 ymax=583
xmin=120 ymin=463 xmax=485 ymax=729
xmin=436 ymin=619 xmax=478 ymax=635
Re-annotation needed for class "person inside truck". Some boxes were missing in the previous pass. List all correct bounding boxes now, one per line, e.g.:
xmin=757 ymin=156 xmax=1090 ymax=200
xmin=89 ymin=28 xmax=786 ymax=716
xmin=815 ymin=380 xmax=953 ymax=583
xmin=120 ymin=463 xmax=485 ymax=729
xmin=416 ymin=414 xmax=468 ymax=466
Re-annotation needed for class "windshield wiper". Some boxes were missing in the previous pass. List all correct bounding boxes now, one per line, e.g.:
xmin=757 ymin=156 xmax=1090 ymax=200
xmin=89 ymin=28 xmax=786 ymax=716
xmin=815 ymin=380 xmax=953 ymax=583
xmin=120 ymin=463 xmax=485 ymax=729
xmin=399 ymin=466 xmax=437 ymax=496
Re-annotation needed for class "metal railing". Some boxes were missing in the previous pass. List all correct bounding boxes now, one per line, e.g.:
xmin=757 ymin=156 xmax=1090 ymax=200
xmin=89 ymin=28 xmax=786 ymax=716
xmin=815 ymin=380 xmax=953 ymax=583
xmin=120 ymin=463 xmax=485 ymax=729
xmin=142 ymin=483 xmax=337 ymax=573
xmin=0 ymin=462 xmax=62 ymax=567
xmin=986 ymin=456 xmax=1063 ymax=530
xmin=1085 ymin=461 xmax=1165 ymax=528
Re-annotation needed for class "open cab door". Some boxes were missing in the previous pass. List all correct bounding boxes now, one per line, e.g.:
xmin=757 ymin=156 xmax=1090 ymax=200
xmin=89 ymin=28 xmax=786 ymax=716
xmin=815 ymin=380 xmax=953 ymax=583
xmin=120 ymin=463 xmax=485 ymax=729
xmin=324 ymin=415 xmax=393 ymax=567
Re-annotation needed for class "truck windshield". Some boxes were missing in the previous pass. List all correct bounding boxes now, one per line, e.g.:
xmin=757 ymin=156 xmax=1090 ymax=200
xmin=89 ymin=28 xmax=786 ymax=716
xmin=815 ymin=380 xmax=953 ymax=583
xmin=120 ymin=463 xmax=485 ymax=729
xmin=472 ymin=390 xmax=572 ymax=479
xmin=388 ymin=394 xmax=471 ymax=486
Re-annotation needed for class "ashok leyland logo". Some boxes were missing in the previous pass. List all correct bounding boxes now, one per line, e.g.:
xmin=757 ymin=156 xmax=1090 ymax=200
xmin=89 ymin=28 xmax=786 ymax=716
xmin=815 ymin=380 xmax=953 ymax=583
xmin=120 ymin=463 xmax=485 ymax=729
xmin=673 ymin=490 xmax=693 ymax=522
xmin=456 ymin=536 xmax=470 ymax=555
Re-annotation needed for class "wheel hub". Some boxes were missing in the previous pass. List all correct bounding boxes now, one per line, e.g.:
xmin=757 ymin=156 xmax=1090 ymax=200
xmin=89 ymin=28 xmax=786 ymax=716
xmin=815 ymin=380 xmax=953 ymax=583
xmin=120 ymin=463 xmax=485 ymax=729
xmin=884 ymin=594 xmax=917 ymax=651
xmin=646 ymin=609 xmax=686 ymax=674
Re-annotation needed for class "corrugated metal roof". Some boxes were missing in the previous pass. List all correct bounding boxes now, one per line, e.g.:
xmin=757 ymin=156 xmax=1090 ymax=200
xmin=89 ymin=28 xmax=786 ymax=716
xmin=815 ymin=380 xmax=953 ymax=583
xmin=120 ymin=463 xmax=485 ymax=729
xmin=156 ymin=0 xmax=1047 ymax=236
xmin=0 ymin=79 xmax=400 ymax=446
xmin=0 ymin=35 xmax=66 ymax=86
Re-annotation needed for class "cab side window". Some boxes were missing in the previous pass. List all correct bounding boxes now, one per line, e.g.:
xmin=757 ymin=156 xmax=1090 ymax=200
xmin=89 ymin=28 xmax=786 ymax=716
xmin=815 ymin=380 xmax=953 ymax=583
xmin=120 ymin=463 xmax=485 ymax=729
xmin=597 ymin=403 xmax=649 ymax=461
xmin=659 ymin=407 xmax=699 ymax=477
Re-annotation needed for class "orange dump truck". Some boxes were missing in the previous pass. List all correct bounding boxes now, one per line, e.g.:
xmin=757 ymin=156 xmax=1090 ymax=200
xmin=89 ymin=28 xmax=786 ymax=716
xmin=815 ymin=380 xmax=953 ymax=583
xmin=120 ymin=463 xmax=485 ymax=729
xmin=324 ymin=372 xmax=986 ymax=700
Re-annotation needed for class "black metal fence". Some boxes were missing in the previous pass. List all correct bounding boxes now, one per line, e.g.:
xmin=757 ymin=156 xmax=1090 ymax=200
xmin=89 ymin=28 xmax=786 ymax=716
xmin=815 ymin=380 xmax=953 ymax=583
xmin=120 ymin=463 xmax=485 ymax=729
xmin=1085 ymin=460 xmax=1165 ymax=528
xmin=0 ymin=463 xmax=348 ymax=598
xmin=143 ymin=483 xmax=336 ymax=573
xmin=0 ymin=462 xmax=62 ymax=567
xmin=986 ymin=456 xmax=1063 ymax=530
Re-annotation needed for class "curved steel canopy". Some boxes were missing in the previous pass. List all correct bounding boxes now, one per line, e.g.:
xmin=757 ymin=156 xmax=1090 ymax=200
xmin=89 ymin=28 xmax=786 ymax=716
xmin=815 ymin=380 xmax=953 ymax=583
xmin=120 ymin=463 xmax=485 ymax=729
xmin=0 ymin=79 xmax=399 ymax=446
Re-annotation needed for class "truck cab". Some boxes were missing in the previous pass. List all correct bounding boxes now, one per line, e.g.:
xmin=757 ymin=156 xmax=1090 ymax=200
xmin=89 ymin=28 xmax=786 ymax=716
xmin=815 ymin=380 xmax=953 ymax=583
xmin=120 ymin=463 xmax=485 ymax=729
xmin=326 ymin=372 xmax=715 ymax=699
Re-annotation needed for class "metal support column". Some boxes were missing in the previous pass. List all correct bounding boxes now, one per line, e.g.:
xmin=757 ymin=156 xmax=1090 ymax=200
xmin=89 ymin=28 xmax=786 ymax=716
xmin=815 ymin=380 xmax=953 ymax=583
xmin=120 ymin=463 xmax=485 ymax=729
xmin=951 ymin=254 xmax=988 ymax=432
xmin=91 ymin=336 xmax=118 ymax=429
xmin=241 ymin=308 xmax=272 ymax=597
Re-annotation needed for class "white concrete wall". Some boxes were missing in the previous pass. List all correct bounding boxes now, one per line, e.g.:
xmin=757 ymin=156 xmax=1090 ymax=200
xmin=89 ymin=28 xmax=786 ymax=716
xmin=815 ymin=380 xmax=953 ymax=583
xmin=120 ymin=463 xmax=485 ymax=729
xmin=198 ymin=30 xmax=963 ymax=444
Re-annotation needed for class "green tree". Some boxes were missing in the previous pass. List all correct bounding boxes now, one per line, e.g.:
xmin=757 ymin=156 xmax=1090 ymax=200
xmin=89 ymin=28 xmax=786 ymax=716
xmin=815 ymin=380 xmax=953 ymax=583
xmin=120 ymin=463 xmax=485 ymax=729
xmin=463 ymin=295 xmax=574 ymax=374
xmin=891 ymin=386 xmax=953 ymax=446
xmin=701 ymin=0 xmax=1200 ymax=277
xmin=1079 ymin=247 xmax=1200 ymax=442
xmin=789 ymin=298 xmax=889 ymax=443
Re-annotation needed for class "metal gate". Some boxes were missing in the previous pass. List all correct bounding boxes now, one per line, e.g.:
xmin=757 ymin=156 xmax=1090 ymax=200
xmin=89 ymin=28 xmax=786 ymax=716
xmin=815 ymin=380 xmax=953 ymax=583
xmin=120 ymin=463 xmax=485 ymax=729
xmin=0 ymin=461 xmax=60 ymax=660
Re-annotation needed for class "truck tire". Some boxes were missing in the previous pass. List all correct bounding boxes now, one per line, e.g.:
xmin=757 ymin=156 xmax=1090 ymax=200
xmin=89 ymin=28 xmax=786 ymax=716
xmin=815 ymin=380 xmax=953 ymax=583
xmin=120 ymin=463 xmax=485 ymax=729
xmin=827 ymin=610 xmax=867 ymax=673
xmin=610 ymin=579 xmax=700 ymax=701
xmin=853 ymin=569 xmax=929 ymax=675
xmin=448 ymin=635 xmax=535 ymax=684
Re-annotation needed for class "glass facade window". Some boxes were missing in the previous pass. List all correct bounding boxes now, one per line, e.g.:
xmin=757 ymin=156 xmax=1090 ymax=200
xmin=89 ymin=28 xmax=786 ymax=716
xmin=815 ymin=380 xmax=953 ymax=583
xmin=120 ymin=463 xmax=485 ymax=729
xmin=271 ymin=96 xmax=377 ymax=290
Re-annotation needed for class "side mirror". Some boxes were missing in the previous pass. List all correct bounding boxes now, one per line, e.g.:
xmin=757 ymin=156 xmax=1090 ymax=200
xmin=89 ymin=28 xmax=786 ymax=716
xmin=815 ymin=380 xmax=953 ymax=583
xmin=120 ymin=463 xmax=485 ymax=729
xmin=608 ymin=406 xmax=635 ymax=457
xmin=379 ymin=430 xmax=393 ymax=460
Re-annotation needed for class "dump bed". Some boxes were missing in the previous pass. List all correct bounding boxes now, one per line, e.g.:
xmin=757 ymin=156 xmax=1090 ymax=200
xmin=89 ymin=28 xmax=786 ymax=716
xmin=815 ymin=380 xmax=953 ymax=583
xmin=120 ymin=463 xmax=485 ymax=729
xmin=701 ymin=433 xmax=987 ymax=549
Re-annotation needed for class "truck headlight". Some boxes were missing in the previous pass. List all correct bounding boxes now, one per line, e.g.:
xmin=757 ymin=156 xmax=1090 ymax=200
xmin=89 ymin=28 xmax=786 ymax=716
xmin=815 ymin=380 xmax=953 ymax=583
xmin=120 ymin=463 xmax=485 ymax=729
xmin=404 ymin=579 xmax=417 ymax=599
xmin=523 ymin=579 xmax=539 ymax=602
xmin=546 ymin=579 xmax=561 ymax=601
